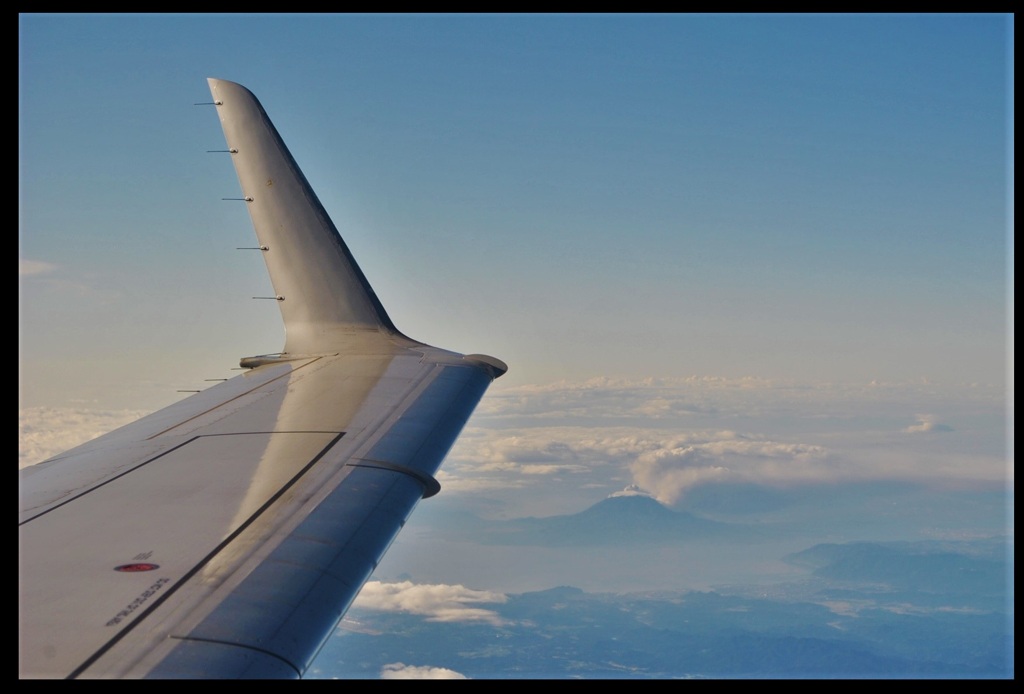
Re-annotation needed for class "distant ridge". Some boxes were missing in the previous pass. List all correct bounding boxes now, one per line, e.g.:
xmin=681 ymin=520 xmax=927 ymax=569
xmin=481 ymin=493 xmax=744 ymax=546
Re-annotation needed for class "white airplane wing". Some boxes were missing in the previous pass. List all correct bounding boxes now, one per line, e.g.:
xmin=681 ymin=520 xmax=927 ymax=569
xmin=19 ymin=78 xmax=506 ymax=679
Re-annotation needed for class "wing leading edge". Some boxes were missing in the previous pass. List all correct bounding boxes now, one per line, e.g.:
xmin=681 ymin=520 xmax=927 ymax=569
xmin=19 ymin=79 xmax=506 ymax=679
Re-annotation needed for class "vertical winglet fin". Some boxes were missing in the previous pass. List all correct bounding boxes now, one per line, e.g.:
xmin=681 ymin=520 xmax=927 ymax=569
xmin=208 ymin=78 xmax=401 ymax=354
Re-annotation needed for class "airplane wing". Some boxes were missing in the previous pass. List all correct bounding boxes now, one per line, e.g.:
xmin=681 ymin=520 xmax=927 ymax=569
xmin=19 ymin=78 xmax=506 ymax=679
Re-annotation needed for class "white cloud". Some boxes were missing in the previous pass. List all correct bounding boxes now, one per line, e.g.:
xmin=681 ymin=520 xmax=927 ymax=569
xmin=630 ymin=434 xmax=831 ymax=505
xmin=19 ymin=406 xmax=151 ymax=468
xmin=447 ymin=422 xmax=839 ymax=504
xmin=478 ymin=376 xmax=998 ymax=425
xmin=449 ymin=427 xmax=676 ymax=470
xmin=353 ymin=581 xmax=508 ymax=626
xmin=607 ymin=484 xmax=654 ymax=499
xmin=434 ymin=467 xmax=533 ymax=495
xmin=20 ymin=377 xmax=1004 ymax=519
xmin=440 ymin=376 xmax=1007 ymax=516
xmin=19 ymin=259 xmax=57 ymax=276
xmin=520 ymin=463 xmax=579 ymax=475
xmin=380 ymin=662 xmax=467 ymax=679
xmin=904 ymin=414 xmax=953 ymax=433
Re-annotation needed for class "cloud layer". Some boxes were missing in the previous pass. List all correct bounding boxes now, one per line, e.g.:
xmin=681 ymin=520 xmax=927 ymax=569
xmin=19 ymin=377 xmax=1007 ymax=517
xmin=904 ymin=413 xmax=954 ymax=433
xmin=438 ymin=376 xmax=1007 ymax=515
xmin=19 ymin=406 xmax=152 ymax=468
xmin=630 ymin=434 xmax=830 ymax=504
xmin=353 ymin=581 xmax=508 ymax=626
xmin=19 ymin=258 xmax=57 ymax=276
xmin=380 ymin=662 xmax=467 ymax=679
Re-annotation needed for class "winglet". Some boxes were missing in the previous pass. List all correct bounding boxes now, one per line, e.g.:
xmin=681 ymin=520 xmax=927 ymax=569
xmin=208 ymin=78 xmax=402 ymax=354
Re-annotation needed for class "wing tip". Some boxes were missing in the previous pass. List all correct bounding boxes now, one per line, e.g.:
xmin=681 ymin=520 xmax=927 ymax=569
xmin=464 ymin=354 xmax=508 ymax=379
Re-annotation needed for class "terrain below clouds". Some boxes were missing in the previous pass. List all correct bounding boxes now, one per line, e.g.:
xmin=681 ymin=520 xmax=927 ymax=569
xmin=319 ymin=537 xmax=1012 ymax=679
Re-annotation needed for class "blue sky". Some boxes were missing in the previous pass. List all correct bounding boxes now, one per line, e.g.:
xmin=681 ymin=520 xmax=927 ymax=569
xmin=20 ymin=14 xmax=1011 ymax=404
xmin=19 ymin=14 xmax=1012 ymax=678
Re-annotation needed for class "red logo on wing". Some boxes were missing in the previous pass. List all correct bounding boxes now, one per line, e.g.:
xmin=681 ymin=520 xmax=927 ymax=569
xmin=113 ymin=563 xmax=160 ymax=572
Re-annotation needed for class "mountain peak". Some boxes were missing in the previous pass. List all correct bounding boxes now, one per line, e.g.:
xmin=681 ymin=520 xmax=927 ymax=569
xmin=583 ymin=493 xmax=674 ymax=520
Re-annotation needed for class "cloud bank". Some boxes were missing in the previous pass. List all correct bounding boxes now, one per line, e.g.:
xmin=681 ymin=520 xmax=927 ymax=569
xmin=353 ymin=581 xmax=508 ymax=626
xmin=19 ymin=259 xmax=57 ymax=276
xmin=21 ymin=377 xmax=1006 ymax=519
xmin=19 ymin=406 xmax=152 ymax=468
xmin=380 ymin=662 xmax=467 ymax=679
xmin=904 ymin=414 xmax=954 ymax=433
xmin=439 ymin=377 xmax=1007 ymax=514
xmin=630 ymin=433 xmax=831 ymax=505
